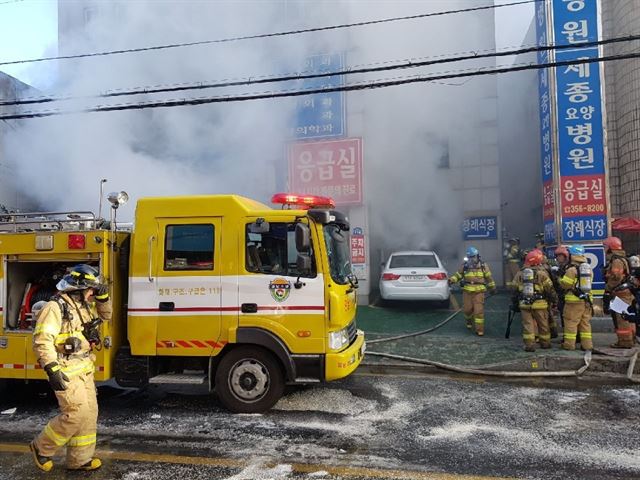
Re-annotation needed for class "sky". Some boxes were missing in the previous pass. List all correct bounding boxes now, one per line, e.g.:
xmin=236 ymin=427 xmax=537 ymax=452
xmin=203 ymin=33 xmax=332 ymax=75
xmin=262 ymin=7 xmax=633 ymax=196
xmin=0 ymin=0 xmax=58 ymax=89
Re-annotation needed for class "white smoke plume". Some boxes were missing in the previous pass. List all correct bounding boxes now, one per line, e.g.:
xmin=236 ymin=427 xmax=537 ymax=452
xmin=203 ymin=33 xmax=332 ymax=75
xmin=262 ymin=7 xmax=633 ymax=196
xmin=2 ymin=0 xmax=508 ymax=268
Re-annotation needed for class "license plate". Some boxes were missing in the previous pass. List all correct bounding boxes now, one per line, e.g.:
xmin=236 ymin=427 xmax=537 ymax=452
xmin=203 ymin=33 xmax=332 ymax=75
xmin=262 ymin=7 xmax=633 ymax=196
xmin=403 ymin=275 xmax=425 ymax=281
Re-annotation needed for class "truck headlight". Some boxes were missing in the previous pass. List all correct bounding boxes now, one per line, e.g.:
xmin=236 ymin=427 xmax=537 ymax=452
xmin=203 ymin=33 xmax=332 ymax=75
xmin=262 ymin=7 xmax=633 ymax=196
xmin=328 ymin=328 xmax=349 ymax=350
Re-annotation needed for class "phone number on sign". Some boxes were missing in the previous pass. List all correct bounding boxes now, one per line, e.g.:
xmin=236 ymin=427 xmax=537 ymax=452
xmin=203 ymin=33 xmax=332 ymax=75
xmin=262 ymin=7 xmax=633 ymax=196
xmin=563 ymin=204 xmax=606 ymax=215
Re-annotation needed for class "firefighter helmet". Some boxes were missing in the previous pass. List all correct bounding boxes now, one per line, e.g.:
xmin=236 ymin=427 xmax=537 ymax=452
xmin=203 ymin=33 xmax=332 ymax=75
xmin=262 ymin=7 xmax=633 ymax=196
xmin=466 ymin=246 xmax=479 ymax=257
xmin=525 ymin=249 xmax=544 ymax=266
xmin=568 ymin=244 xmax=585 ymax=256
xmin=555 ymin=245 xmax=569 ymax=258
xmin=56 ymin=264 xmax=101 ymax=292
xmin=603 ymin=236 xmax=623 ymax=252
xmin=508 ymin=237 xmax=519 ymax=245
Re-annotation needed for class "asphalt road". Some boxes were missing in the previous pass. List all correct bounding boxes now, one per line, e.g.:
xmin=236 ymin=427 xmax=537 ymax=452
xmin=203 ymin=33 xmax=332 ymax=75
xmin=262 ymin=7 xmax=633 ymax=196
xmin=0 ymin=372 xmax=639 ymax=480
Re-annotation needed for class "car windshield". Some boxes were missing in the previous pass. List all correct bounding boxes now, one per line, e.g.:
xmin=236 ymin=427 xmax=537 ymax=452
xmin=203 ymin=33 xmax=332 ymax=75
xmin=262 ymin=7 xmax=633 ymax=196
xmin=323 ymin=224 xmax=352 ymax=285
xmin=389 ymin=254 xmax=438 ymax=269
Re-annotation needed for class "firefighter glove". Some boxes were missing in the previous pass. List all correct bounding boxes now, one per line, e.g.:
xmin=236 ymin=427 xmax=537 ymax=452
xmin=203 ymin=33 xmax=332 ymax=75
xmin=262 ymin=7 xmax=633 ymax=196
xmin=44 ymin=362 xmax=69 ymax=391
xmin=93 ymin=283 xmax=109 ymax=303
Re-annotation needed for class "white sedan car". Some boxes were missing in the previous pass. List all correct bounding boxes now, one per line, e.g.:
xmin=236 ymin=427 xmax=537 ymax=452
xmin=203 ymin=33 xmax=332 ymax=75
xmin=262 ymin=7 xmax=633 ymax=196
xmin=379 ymin=250 xmax=450 ymax=306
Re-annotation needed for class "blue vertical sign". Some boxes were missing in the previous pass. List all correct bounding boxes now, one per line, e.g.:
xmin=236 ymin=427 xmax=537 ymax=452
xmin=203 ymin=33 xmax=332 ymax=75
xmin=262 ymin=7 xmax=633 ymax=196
xmin=537 ymin=1 xmax=557 ymax=245
xmin=552 ymin=0 xmax=608 ymax=242
xmin=294 ymin=53 xmax=346 ymax=139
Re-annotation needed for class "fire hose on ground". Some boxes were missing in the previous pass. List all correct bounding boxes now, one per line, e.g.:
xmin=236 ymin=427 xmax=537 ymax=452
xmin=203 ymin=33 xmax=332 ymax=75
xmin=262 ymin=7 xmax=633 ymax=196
xmin=365 ymin=293 xmax=596 ymax=378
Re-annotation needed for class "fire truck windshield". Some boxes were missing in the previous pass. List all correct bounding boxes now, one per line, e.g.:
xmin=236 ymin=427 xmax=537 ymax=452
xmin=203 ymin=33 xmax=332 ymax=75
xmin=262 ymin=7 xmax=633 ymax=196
xmin=323 ymin=224 xmax=352 ymax=285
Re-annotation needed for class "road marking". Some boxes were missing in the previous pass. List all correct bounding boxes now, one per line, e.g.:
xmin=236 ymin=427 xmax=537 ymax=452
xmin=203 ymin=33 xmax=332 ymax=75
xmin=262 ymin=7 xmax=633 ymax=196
xmin=0 ymin=442 xmax=514 ymax=479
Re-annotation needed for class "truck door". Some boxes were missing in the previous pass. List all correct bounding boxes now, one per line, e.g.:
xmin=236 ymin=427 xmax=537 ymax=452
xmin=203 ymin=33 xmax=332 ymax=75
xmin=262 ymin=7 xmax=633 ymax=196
xmin=154 ymin=218 xmax=222 ymax=356
xmin=239 ymin=218 xmax=325 ymax=353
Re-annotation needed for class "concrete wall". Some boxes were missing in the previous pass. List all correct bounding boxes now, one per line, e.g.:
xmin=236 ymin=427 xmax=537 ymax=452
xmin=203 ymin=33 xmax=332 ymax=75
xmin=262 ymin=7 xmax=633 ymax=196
xmin=602 ymin=0 xmax=640 ymax=252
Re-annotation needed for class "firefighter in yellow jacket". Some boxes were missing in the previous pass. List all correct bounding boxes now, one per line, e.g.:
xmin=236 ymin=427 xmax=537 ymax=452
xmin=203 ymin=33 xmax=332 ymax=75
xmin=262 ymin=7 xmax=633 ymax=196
xmin=29 ymin=264 xmax=112 ymax=472
xmin=449 ymin=246 xmax=496 ymax=336
xmin=511 ymin=249 xmax=558 ymax=351
xmin=503 ymin=238 xmax=522 ymax=288
xmin=602 ymin=236 xmax=636 ymax=348
xmin=558 ymin=245 xmax=594 ymax=351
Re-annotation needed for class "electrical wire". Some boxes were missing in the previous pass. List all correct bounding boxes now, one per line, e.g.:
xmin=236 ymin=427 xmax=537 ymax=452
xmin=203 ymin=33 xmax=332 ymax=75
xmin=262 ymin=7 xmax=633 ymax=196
xmin=1 ymin=50 xmax=638 ymax=121
xmin=0 ymin=0 xmax=24 ymax=5
xmin=3 ymin=33 xmax=639 ymax=108
xmin=0 ymin=0 xmax=541 ymax=67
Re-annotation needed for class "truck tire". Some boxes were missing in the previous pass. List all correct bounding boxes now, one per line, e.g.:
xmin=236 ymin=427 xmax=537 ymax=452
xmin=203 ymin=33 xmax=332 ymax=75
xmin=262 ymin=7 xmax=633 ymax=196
xmin=214 ymin=346 xmax=284 ymax=413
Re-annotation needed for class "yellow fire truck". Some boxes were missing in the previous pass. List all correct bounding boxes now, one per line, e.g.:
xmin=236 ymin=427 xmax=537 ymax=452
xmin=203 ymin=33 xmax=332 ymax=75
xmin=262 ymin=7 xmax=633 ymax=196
xmin=0 ymin=193 xmax=365 ymax=412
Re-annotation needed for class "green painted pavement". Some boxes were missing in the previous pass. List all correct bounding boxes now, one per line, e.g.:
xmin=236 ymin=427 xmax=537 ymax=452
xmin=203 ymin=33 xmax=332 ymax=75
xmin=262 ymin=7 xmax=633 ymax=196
xmin=357 ymin=292 xmax=586 ymax=366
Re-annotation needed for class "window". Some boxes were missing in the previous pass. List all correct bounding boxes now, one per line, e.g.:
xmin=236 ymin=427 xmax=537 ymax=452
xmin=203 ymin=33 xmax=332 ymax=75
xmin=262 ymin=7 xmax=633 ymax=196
xmin=164 ymin=224 xmax=214 ymax=271
xmin=389 ymin=254 xmax=438 ymax=268
xmin=246 ymin=222 xmax=316 ymax=278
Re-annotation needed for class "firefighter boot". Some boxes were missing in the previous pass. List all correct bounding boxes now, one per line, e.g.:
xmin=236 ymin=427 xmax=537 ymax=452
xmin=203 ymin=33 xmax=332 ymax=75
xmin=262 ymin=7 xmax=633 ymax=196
xmin=68 ymin=458 xmax=102 ymax=471
xmin=30 ymin=441 xmax=53 ymax=472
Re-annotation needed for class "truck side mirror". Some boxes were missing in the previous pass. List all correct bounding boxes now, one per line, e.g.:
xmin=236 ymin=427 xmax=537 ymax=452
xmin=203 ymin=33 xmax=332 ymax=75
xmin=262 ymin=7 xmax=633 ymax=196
xmin=295 ymin=223 xmax=311 ymax=253
xmin=296 ymin=253 xmax=312 ymax=275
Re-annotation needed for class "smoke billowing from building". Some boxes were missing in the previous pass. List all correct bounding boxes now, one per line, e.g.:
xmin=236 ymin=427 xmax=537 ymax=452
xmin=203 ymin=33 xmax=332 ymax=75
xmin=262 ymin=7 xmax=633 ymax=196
xmin=3 ymin=0 xmax=504 ymax=273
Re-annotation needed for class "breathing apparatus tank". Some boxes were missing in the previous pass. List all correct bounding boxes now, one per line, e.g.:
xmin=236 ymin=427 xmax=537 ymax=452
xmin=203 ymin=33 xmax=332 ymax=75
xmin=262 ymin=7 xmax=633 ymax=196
xmin=522 ymin=268 xmax=535 ymax=300
xmin=578 ymin=262 xmax=592 ymax=294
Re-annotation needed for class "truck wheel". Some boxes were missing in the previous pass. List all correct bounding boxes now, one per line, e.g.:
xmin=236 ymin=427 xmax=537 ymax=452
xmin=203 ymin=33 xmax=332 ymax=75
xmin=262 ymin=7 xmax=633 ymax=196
xmin=214 ymin=346 xmax=284 ymax=413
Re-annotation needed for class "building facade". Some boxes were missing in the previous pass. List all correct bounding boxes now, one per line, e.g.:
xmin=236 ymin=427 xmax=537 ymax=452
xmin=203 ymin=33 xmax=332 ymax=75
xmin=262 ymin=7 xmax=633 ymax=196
xmin=0 ymin=72 xmax=39 ymax=212
xmin=602 ymin=0 xmax=640 ymax=251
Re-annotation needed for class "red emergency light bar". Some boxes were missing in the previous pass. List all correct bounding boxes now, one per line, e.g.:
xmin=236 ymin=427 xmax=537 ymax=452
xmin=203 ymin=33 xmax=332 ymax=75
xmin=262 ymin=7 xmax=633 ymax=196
xmin=271 ymin=193 xmax=335 ymax=209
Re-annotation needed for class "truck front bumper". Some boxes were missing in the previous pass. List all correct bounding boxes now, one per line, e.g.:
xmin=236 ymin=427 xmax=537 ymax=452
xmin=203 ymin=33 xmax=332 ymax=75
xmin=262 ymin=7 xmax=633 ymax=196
xmin=325 ymin=329 xmax=365 ymax=382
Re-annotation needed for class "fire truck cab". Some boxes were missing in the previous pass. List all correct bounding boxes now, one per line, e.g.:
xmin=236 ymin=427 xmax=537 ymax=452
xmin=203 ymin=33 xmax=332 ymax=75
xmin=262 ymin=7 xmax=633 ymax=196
xmin=0 ymin=193 xmax=365 ymax=413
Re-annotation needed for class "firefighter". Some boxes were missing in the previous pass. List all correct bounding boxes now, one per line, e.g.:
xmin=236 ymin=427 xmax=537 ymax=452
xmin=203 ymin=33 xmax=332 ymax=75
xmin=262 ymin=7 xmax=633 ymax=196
xmin=550 ymin=245 xmax=570 ymax=329
xmin=29 ymin=264 xmax=112 ymax=472
xmin=449 ymin=246 xmax=496 ymax=336
xmin=511 ymin=249 xmax=558 ymax=352
xmin=535 ymin=232 xmax=545 ymax=250
xmin=503 ymin=237 xmax=522 ymax=288
xmin=558 ymin=245 xmax=594 ymax=351
xmin=602 ymin=236 xmax=636 ymax=348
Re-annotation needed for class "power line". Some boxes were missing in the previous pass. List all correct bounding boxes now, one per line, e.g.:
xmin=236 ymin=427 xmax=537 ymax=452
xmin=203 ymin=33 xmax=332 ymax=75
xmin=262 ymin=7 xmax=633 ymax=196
xmin=0 ymin=0 xmax=24 ymax=5
xmin=1 ymin=50 xmax=637 ymax=121
xmin=0 ymin=0 xmax=541 ymax=67
xmin=3 ymin=32 xmax=638 ymax=108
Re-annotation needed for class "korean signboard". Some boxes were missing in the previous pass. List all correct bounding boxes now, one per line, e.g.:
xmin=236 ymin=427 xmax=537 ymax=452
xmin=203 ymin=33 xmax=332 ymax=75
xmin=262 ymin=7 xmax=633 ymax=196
xmin=288 ymin=138 xmax=363 ymax=205
xmin=350 ymin=227 xmax=366 ymax=265
xmin=536 ymin=1 xmax=557 ymax=245
xmin=462 ymin=216 xmax=498 ymax=240
xmin=549 ymin=0 xmax=609 ymax=242
xmin=293 ymin=53 xmax=346 ymax=140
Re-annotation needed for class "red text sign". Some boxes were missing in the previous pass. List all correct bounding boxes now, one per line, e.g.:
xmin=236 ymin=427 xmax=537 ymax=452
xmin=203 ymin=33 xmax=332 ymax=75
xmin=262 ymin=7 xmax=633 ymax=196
xmin=288 ymin=138 xmax=363 ymax=205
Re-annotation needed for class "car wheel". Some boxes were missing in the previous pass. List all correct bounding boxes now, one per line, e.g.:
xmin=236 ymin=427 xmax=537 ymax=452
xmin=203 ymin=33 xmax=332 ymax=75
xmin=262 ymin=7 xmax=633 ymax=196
xmin=437 ymin=298 xmax=450 ymax=309
xmin=214 ymin=346 xmax=284 ymax=413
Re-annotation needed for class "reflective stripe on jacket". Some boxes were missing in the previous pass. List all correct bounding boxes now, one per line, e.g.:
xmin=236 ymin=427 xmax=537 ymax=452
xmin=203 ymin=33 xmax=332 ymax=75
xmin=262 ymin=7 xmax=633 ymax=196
xmin=450 ymin=261 xmax=496 ymax=293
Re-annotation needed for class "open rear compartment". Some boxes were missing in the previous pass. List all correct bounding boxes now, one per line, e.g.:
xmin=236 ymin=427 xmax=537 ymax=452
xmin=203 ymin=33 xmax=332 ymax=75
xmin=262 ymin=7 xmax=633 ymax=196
xmin=4 ymin=260 xmax=97 ymax=332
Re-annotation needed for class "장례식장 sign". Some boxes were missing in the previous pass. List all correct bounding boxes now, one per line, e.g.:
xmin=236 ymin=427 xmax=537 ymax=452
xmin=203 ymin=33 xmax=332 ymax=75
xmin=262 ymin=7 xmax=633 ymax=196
xmin=462 ymin=216 xmax=498 ymax=240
